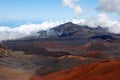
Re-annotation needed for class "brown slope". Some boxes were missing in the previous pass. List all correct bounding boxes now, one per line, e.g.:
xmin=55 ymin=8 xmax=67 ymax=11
xmin=0 ymin=44 xmax=3 ymax=48
xmin=0 ymin=44 xmax=6 ymax=49
xmin=0 ymin=67 xmax=32 ymax=80
xmin=0 ymin=44 xmax=8 ymax=58
xmin=31 ymin=60 xmax=120 ymax=80
xmin=82 ymin=51 xmax=107 ymax=59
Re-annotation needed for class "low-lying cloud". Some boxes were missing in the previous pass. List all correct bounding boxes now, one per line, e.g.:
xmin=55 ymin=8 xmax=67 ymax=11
xmin=0 ymin=20 xmax=67 ymax=41
xmin=0 ymin=14 xmax=120 ymax=41
xmin=63 ymin=0 xmax=83 ymax=16
xmin=97 ymin=0 xmax=120 ymax=15
xmin=73 ymin=14 xmax=120 ymax=34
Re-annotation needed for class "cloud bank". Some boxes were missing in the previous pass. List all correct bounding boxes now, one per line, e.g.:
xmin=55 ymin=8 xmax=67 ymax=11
xmin=73 ymin=14 xmax=120 ymax=34
xmin=63 ymin=0 xmax=83 ymax=16
xmin=97 ymin=0 xmax=120 ymax=15
xmin=0 ymin=20 xmax=67 ymax=41
xmin=0 ymin=14 xmax=120 ymax=41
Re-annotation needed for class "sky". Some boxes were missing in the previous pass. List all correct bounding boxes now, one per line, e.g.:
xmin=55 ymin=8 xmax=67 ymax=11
xmin=0 ymin=0 xmax=120 ymax=41
xmin=0 ymin=0 xmax=120 ymax=23
xmin=0 ymin=0 xmax=118 ymax=21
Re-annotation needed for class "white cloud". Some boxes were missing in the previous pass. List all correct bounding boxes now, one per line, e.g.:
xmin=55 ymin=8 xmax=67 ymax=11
xmin=0 ymin=14 xmax=120 ymax=41
xmin=63 ymin=0 xmax=83 ymax=16
xmin=72 ymin=14 xmax=120 ymax=34
xmin=0 ymin=20 xmax=67 ymax=41
xmin=97 ymin=0 xmax=120 ymax=14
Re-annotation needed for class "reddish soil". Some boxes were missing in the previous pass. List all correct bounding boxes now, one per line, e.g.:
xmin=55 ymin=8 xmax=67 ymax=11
xmin=82 ymin=51 xmax=106 ymax=59
xmin=31 ymin=60 xmax=120 ymax=80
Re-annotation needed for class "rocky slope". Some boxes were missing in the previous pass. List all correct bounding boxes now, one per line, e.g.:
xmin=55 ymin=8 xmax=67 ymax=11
xmin=31 ymin=60 xmax=120 ymax=80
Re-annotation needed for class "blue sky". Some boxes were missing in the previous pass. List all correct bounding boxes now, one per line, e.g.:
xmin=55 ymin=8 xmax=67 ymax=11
xmin=0 ymin=0 xmax=119 ymax=21
xmin=0 ymin=0 xmax=100 ymax=21
xmin=0 ymin=0 xmax=71 ymax=20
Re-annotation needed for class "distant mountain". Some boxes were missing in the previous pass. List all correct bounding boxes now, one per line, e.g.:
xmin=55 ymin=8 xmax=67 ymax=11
xmin=52 ymin=22 xmax=109 ymax=38
xmin=2 ymin=22 xmax=120 ymax=55
xmin=19 ymin=22 xmax=117 ymax=41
